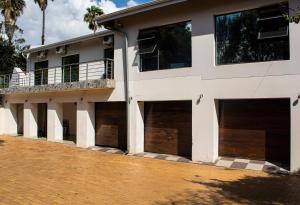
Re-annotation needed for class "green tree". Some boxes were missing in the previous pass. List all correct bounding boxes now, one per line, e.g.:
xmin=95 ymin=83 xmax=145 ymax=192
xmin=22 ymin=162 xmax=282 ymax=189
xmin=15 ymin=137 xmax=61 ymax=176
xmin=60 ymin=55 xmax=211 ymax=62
xmin=0 ymin=0 xmax=26 ymax=44
xmin=0 ymin=17 xmax=27 ymax=75
xmin=0 ymin=36 xmax=27 ymax=75
xmin=288 ymin=11 xmax=300 ymax=23
xmin=84 ymin=5 xmax=104 ymax=34
xmin=34 ymin=0 xmax=54 ymax=45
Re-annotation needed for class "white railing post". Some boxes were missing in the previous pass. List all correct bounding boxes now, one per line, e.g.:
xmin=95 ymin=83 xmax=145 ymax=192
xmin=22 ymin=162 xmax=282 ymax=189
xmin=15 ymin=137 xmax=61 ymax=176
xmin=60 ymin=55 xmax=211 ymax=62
xmin=110 ymin=60 xmax=115 ymax=79
xmin=41 ymin=69 xmax=44 ymax=85
xmin=105 ymin=59 xmax=108 ymax=79
xmin=86 ymin=64 xmax=88 ymax=81
xmin=54 ymin=67 xmax=56 ymax=84
xmin=29 ymin=71 xmax=31 ymax=86
xmin=69 ymin=66 xmax=72 ymax=82
xmin=62 ymin=67 xmax=64 ymax=83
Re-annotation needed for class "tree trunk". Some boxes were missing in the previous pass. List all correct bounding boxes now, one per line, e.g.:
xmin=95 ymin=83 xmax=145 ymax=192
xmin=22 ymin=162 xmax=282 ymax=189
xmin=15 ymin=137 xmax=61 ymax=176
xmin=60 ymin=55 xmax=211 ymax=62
xmin=42 ymin=10 xmax=46 ymax=45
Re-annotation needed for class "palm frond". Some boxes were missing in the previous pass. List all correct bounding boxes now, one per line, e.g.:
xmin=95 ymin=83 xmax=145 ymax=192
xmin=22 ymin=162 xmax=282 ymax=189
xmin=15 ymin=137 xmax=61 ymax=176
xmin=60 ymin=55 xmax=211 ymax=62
xmin=83 ymin=5 xmax=104 ymax=33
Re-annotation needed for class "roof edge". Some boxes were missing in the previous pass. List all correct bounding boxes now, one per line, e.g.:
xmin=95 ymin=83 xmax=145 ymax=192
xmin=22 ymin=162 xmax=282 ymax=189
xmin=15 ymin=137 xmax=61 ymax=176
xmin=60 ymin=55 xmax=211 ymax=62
xmin=96 ymin=0 xmax=188 ymax=24
xmin=25 ymin=30 xmax=113 ymax=54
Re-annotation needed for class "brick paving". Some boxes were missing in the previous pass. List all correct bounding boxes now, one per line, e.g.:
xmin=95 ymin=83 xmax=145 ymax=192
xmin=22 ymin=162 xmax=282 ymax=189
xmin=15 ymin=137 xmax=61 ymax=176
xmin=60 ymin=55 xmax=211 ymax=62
xmin=130 ymin=152 xmax=289 ymax=174
xmin=0 ymin=135 xmax=299 ymax=205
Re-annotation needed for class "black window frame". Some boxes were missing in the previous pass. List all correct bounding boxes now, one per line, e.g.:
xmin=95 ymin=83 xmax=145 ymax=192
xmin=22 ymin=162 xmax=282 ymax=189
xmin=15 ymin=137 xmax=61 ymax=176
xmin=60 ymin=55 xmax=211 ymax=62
xmin=61 ymin=54 xmax=80 ymax=83
xmin=34 ymin=60 xmax=49 ymax=85
xmin=138 ymin=21 xmax=192 ymax=72
xmin=214 ymin=3 xmax=290 ymax=66
xmin=104 ymin=48 xmax=114 ymax=79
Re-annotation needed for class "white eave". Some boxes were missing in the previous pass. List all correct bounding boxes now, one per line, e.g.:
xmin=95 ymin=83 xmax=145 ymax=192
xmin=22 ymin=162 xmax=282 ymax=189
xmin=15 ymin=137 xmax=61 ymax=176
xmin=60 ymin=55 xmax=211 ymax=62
xmin=96 ymin=0 xmax=188 ymax=24
xmin=24 ymin=30 xmax=113 ymax=54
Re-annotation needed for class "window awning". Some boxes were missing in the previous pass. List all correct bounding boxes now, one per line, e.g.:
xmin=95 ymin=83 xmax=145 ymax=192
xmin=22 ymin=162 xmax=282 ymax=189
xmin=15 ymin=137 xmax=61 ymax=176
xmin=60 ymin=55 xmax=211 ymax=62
xmin=138 ymin=29 xmax=158 ymax=41
xmin=137 ymin=44 xmax=158 ymax=55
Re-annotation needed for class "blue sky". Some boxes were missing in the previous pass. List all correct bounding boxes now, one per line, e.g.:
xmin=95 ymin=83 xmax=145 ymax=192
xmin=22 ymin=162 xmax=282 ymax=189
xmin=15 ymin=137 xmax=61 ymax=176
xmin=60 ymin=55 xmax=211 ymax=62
xmin=12 ymin=0 xmax=153 ymax=46
xmin=110 ymin=0 xmax=151 ymax=7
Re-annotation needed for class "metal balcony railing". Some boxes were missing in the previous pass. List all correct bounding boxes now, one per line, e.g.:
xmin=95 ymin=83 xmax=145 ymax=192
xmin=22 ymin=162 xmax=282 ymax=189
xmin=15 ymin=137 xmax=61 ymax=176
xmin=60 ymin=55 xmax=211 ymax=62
xmin=0 ymin=59 xmax=114 ymax=89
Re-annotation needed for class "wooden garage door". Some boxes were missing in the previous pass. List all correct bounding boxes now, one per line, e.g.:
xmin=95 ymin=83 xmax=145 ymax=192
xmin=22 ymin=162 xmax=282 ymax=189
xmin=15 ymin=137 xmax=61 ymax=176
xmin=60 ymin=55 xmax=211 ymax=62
xmin=219 ymin=99 xmax=290 ymax=166
xmin=144 ymin=101 xmax=192 ymax=158
xmin=95 ymin=102 xmax=127 ymax=150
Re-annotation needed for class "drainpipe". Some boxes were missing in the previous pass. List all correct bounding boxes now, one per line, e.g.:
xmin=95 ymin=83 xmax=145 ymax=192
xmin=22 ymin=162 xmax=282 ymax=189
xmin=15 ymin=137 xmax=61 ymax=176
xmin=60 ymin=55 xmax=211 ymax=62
xmin=121 ymin=30 xmax=131 ymax=155
xmin=104 ymin=26 xmax=131 ymax=154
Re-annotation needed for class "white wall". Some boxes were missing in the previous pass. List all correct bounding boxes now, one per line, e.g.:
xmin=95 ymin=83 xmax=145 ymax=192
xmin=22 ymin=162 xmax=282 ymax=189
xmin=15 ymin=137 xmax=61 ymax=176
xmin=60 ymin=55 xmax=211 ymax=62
xmin=2 ymin=0 xmax=300 ymax=172
xmin=63 ymin=103 xmax=77 ymax=136
xmin=5 ymin=103 xmax=18 ymax=135
xmin=0 ymin=107 xmax=6 ymax=135
xmin=23 ymin=103 xmax=38 ymax=138
xmin=118 ymin=0 xmax=300 ymax=172
xmin=47 ymin=102 xmax=63 ymax=142
xmin=76 ymin=101 xmax=95 ymax=148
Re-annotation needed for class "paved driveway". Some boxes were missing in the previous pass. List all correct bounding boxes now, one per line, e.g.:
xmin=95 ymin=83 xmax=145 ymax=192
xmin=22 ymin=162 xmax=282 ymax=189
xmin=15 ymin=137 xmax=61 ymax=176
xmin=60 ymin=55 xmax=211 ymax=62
xmin=0 ymin=136 xmax=299 ymax=205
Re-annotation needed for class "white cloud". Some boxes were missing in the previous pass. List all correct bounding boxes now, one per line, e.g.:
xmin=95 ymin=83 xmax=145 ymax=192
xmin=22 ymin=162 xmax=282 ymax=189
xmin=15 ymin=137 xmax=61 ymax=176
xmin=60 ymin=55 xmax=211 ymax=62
xmin=14 ymin=0 xmax=139 ymax=46
xmin=99 ymin=0 xmax=120 ymax=13
xmin=128 ymin=0 xmax=138 ymax=7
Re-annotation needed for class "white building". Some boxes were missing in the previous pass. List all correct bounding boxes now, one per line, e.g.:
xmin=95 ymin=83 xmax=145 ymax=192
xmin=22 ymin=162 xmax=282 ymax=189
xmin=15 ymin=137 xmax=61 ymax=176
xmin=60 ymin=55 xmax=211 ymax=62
xmin=0 ymin=0 xmax=299 ymax=173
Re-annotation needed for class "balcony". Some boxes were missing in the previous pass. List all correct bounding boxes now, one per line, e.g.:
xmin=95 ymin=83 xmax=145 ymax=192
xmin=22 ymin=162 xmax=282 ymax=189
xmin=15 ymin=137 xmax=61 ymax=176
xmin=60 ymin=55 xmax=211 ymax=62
xmin=0 ymin=59 xmax=115 ymax=94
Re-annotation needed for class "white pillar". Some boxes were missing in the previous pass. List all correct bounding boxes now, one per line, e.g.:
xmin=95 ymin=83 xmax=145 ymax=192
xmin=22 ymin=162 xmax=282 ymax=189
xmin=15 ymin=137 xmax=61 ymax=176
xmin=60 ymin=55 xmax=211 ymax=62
xmin=291 ymin=99 xmax=300 ymax=173
xmin=0 ymin=107 xmax=6 ymax=135
xmin=135 ymin=101 xmax=144 ymax=153
xmin=192 ymin=95 xmax=219 ymax=163
xmin=23 ymin=103 xmax=38 ymax=138
xmin=47 ymin=102 xmax=63 ymax=142
xmin=76 ymin=101 xmax=95 ymax=148
xmin=127 ymin=100 xmax=144 ymax=154
xmin=5 ymin=103 xmax=18 ymax=135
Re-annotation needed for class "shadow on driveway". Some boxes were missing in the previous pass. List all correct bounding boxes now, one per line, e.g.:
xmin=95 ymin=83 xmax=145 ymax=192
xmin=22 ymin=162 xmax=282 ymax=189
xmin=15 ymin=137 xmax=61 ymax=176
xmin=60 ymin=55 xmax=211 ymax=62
xmin=0 ymin=139 xmax=5 ymax=146
xmin=154 ymin=175 xmax=300 ymax=205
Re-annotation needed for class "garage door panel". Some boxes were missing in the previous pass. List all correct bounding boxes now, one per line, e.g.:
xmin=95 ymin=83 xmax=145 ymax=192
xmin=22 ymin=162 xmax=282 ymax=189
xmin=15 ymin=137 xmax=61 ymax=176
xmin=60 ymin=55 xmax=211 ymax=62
xmin=95 ymin=125 xmax=119 ymax=147
xmin=220 ymin=147 xmax=266 ymax=160
xmin=220 ymin=128 xmax=266 ymax=159
xmin=220 ymin=128 xmax=266 ymax=143
xmin=145 ymin=128 xmax=178 ymax=155
xmin=144 ymin=101 xmax=192 ymax=158
xmin=219 ymin=99 xmax=290 ymax=167
xmin=95 ymin=102 xmax=127 ymax=150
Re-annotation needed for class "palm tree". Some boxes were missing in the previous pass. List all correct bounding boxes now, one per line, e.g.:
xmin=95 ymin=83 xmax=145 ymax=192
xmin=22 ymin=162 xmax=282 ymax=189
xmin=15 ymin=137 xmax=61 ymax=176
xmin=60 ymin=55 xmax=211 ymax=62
xmin=84 ymin=6 xmax=104 ymax=34
xmin=0 ymin=0 xmax=26 ymax=44
xmin=34 ymin=0 xmax=53 ymax=45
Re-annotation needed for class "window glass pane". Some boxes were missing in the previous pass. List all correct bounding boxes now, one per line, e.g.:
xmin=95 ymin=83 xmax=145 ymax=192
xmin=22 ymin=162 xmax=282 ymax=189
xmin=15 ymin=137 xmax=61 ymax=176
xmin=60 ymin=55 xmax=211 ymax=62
xmin=62 ymin=54 xmax=79 ymax=83
xmin=258 ymin=38 xmax=289 ymax=61
xmin=35 ymin=61 xmax=48 ymax=85
xmin=215 ymin=3 xmax=289 ymax=65
xmin=104 ymin=48 xmax=114 ymax=79
xmin=216 ymin=11 xmax=259 ymax=64
xmin=62 ymin=54 xmax=79 ymax=66
xmin=139 ymin=21 xmax=192 ymax=72
xmin=140 ymin=52 xmax=159 ymax=72
xmin=159 ymin=22 xmax=192 ymax=69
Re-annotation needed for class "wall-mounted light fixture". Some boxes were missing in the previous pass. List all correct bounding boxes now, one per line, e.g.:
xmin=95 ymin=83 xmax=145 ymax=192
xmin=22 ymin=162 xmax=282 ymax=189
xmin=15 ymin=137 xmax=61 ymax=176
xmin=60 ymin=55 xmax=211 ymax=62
xmin=128 ymin=96 xmax=133 ymax=104
xmin=293 ymin=95 xmax=300 ymax=107
xmin=196 ymin=94 xmax=204 ymax=105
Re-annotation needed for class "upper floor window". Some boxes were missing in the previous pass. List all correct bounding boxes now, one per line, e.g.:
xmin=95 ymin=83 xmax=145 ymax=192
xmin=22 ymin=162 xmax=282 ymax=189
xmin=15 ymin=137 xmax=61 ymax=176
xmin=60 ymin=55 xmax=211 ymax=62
xmin=35 ymin=61 xmax=48 ymax=85
xmin=215 ymin=3 xmax=289 ymax=65
xmin=62 ymin=54 xmax=79 ymax=83
xmin=138 ymin=21 xmax=192 ymax=72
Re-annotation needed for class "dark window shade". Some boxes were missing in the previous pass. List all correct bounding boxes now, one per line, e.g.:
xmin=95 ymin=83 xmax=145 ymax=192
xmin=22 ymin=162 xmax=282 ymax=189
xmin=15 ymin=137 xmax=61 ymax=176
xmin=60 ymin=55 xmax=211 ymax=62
xmin=138 ymin=21 xmax=192 ymax=72
xmin=216 ymin=3 xmax=289 ymax=65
